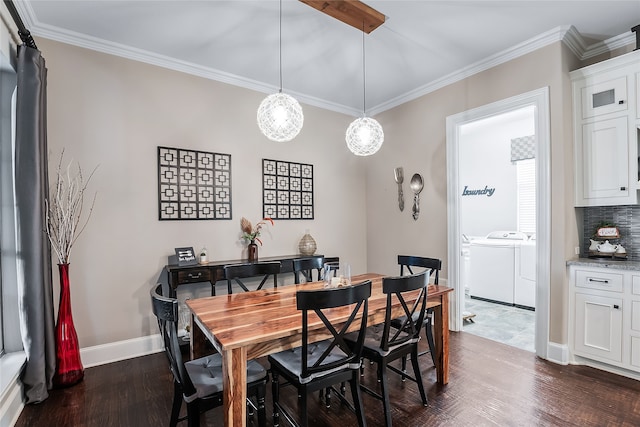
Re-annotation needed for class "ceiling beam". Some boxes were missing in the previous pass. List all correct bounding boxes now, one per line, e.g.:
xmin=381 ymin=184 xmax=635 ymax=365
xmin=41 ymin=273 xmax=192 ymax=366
xmin=299 ymin=0 xmax=386 ymax=34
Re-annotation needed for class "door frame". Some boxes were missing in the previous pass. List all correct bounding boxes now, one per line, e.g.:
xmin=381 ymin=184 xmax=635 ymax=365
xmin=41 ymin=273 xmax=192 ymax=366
xmin=445 ymin=87 xmax=551 ymax=359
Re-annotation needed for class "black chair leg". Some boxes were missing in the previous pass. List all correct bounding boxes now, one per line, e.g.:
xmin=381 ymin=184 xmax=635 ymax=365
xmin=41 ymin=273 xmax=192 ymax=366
xmin=170 ymin=381 xmax=182 ymax=427
xmin=257 ymin=383 xmax=267 ymax=427
xmin=186 ymin=400 xmax=200 ymax=427
xmin=401 ymin=356 xmax=407 ymax=381
xmin=411 ymin=347 xmax=428 ymax=406
xmin=300 ymin=391 xmax=308 ymax=427
xmin=379 ymin=364 xmax=392 ymax=427
xmin=425 ymin=317 xmax=436 ymax=366
xmin=325 ymin=385 xmax=332 ymax=408
xmin=349 ymin=372 xmax=367 ymax=427
xmin=272 ymin=372 xmax=280 ymax=427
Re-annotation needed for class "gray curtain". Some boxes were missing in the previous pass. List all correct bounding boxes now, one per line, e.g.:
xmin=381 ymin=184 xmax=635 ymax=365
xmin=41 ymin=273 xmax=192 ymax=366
xmin=15 ymin=44 xmax=55 ymax=403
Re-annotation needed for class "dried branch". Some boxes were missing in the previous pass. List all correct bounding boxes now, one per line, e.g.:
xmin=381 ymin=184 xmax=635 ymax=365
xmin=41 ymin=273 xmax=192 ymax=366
xmin=45 ymin=150 xmax=98 ymax=264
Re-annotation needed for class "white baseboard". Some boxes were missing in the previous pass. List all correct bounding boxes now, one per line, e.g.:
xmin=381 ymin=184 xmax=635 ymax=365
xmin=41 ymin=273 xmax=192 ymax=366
xmin=80 ymin=334 xmax=163 ymax=368
xmin=546 ymin=341 xmax=569 ymax=365
xmin=0 ymin=352 xmax=26 ymax=427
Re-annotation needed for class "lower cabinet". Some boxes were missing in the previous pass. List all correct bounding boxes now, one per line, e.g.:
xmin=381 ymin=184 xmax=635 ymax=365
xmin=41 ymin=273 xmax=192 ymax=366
xmin=574 ymin=292 xmax=623 ymax=363
xmin=569 ymin=265 xmax=640 ymax=375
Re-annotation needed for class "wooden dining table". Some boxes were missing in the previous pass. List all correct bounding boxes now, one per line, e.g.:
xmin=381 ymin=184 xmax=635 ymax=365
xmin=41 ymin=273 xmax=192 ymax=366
xmin=186 ymin=273 xmax=453 ymax=427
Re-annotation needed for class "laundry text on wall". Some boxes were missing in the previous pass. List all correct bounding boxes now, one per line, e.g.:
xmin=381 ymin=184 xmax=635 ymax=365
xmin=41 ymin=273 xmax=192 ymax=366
xmin=462 ymin=185 xmax=495 ymax=197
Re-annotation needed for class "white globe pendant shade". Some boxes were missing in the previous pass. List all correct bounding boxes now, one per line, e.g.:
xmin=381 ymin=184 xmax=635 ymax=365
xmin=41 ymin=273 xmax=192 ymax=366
xmin=257 ymin=92 xmax=304 ymax=142
xmin=345 ymin=116 xmax=384 ymax=156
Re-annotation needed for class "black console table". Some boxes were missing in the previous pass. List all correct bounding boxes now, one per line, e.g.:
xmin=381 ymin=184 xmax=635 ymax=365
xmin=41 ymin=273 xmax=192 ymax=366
xmin=165 ymin=254 xmax=337 ymax=296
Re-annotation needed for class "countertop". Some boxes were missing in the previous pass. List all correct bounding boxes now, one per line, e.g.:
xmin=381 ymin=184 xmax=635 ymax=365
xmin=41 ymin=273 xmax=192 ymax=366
xmin=567 ymin=257 xmax=640 ymax=271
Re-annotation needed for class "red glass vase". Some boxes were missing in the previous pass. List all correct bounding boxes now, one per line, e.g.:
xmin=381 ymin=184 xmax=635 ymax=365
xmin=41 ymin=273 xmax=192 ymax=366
xmin=248 ymin=240 xmax=258 ymax=262
xmin=53 ymin=263 xmax=84 ymax=387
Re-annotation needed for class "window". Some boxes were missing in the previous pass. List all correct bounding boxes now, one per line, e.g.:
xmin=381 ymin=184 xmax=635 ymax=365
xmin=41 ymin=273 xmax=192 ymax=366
xmin=0 ymin=52 xmax=17 ymax=357
xmin=517 ymin=158 xmax=536 ymax=234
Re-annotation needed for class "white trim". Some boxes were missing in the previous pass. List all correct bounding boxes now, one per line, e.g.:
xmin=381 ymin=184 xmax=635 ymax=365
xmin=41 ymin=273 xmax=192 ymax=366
xmin=571 ymin=355 xmax=640 ymax=382
xmin=446 ymin=87 xmax=551 ymax=360
xmin=546 ymin=342 xmax=570 ymax=365
xmin=0 ymin=352 xmax=26 ymax=427
xmin=80 ymin=334 xmax=163 ymax=368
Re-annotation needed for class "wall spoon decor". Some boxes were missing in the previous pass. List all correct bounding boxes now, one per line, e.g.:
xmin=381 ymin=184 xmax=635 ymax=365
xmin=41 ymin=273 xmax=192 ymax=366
xmin=410 ymin=173 xmax=423 ymax=220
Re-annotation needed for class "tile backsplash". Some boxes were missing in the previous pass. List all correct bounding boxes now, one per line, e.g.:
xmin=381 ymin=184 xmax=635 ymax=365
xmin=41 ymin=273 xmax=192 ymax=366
xmin=581 ymin=205 xmax=640 ymax=260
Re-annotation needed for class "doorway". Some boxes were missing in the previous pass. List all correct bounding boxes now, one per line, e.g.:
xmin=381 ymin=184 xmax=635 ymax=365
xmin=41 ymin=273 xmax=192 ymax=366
xmin=446 ymin=88 xmax=551 ymax=359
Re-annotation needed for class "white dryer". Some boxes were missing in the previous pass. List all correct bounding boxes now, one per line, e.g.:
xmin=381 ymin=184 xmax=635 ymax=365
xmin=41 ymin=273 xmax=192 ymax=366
xmin=469 ymin=231 xmax=528 ymax=304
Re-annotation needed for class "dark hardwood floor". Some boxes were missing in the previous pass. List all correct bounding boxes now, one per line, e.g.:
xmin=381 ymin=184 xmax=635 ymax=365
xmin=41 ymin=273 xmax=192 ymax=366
xmin=15 ymin=332 xmax=640 ymax=426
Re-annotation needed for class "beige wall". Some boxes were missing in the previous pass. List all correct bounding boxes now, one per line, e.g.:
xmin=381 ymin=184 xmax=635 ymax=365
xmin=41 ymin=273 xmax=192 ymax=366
xmin=40 ymin=38 xmax=368 ymax=347
xmin=367 ymin=42 xmax=580 ymax=344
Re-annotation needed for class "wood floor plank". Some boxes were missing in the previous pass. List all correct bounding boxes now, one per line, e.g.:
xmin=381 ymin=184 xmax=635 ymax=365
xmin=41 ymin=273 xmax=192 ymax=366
xmin=15 ymin=332 xmax=640 ymax=426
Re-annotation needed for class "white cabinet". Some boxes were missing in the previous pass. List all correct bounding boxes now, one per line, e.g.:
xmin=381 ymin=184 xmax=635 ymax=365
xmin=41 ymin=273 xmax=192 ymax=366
xmin=572 ymin=50 xmax=640 ymax=207
xmin=569 ymin=265 xmax=640 ymax=376
xmin=579 ymin=116 xmax=630 ymax=201
xmin=574 ymin=292 xmax=623 ymax=363
xmin=580 ymin=75 xmax=628 ymax=119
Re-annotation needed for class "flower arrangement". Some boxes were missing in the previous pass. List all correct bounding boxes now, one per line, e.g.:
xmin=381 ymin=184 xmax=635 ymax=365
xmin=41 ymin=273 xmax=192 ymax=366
xmin=240 ymin=217 xmax=274 ymax=245
xmin=45 ymin=151 xmax=98 ymax=264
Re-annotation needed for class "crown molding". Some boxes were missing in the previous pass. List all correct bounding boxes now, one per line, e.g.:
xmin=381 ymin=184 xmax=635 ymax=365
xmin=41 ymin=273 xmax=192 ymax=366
xmin=581 ymin=31 xmax=636 ymax=59
xmin=369 ymin=26 xmax=577 ymax=115
xmin=14 ymin=0 xmax=635 ymax=117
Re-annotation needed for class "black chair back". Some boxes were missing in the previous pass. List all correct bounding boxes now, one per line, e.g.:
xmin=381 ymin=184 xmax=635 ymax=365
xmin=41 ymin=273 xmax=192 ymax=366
xmin=224 ymin=261 xmax=281 ymax=294
xmin=150 ymin=284 xmax=196 ymax=398
xmin=380 ymin=271 xmax=429 ymax=352
xmin=398 ymin=255 xmax=441 ymax=285
xmin=292 ymin=257 xmax=324 ymax=284
xmin=296 ymin=280 xmax=371 ymax=381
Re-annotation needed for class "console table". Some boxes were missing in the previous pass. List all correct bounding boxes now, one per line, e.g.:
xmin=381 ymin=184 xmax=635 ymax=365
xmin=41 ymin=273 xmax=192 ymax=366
xmin=165 ymin=254 xmax=335 ymax=296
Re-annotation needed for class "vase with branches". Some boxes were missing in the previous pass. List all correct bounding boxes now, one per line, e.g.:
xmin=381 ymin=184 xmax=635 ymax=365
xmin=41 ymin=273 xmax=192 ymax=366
xmin=45 ymin=150 xmax=97 ymax=387
xmin=240 ymin=217 xmax=274 ymax=261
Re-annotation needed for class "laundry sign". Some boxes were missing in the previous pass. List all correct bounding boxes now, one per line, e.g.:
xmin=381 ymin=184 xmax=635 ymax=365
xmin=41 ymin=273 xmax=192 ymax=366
xmin=462 ymin=185 xmax=495 ymax=197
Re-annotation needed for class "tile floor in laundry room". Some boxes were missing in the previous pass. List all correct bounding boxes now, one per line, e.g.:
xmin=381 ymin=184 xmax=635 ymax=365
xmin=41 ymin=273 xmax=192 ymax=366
xmin=462 ymin=296 xmax=536 ymax=352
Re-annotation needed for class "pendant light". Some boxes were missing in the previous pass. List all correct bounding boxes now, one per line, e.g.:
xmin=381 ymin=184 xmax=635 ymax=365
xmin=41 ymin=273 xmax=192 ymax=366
xmin=257 ymin=0 xmax=304 ymax=142
xmin=346 ymin=24 xmax=384 ymax=156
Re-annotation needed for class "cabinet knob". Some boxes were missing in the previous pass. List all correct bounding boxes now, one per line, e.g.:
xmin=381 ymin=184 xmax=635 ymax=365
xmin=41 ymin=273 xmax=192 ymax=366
xmin=613 ymin=304 xmax=620 ymax=309
xmin=621 ymin=186 xmax=627 ymax=191
xmin=619 ymin=100 xmax=625 ymax=104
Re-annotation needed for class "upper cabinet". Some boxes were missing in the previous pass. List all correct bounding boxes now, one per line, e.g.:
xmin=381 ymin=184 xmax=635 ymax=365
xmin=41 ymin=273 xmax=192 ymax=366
xmin=580 ymin=75 xmax=628 ymax=119
xmin=572 ymin=50 xmax=640 ymax=207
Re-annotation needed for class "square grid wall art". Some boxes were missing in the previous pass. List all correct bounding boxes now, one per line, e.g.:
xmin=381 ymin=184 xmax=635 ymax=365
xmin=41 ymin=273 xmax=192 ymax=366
xmin=158 ymin=146 xmax=232 ymax=220
xmin=263 ymin=159 xmax=314 ymax=220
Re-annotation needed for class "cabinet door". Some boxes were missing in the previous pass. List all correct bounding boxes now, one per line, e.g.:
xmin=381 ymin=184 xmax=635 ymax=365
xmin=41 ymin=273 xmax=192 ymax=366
xmin=580 ymin=116 xmax=630 ymax=202
xmin=581 ymin=76 xmax=628 ymax=119
xmin=574 ymin=293 xmax=623 ymax=363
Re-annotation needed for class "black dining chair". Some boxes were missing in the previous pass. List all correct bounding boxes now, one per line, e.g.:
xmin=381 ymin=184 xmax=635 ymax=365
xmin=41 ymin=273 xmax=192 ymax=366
xmin=292 ymin=257 xmax=325 ymax=284
xmin=345 ymin=271 xmax=429 ymax=427
xmin=223 ymin=261 xmax=281 ymax=294
xmin=395 ymin=255 xmax=442 ymax=367
xmin=268 ymin=280 xmax=372 ymax=427
xmin=150 ymin=284 xmax=268 ymax=427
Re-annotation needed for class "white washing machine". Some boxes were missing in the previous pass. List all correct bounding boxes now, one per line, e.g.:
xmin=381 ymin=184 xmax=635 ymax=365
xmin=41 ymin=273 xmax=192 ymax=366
xmin=515 ymin=235 xmax=536 ymax=309
xmin=469 ymin=231 xmax=528 ymax=304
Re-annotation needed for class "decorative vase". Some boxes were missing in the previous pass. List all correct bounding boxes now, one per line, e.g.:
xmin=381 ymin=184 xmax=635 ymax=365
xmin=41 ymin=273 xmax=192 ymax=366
xmin=298 ymin=231 xmax=317 ymax=256
xmin=248 ymin=240 xmax=258 ymax=262
xmin=53 ymin=263 xmax=84 ymax=388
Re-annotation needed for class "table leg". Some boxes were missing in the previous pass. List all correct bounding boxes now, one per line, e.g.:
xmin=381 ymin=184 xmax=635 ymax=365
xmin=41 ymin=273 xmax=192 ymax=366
xmin=433 ymin=293 xmax=450 ymax=385
xmin=222 ymin=347 xmax=248 ymax=427
xmin=189 ymin=313 xmax=206 ymax=361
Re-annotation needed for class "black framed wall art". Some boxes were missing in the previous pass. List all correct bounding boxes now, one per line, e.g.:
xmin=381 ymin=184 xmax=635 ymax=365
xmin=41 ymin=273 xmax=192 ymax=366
xmin=158 ymin=146 xmax=232 ymax=220
xmin=262 ymin=159 xmax=314 ymax=220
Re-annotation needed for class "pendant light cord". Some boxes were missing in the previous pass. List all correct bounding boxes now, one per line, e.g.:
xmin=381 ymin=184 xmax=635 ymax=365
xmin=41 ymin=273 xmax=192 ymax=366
xmin=362 ymin=21 xmax=366 ymax=116
xmin=279 ymin=0 xmax=283 ymax=93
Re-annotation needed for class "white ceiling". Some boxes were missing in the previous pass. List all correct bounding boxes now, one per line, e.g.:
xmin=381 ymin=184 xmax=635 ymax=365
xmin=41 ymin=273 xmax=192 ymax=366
xmin=14 ymin=1 xmax=640 ymax=116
